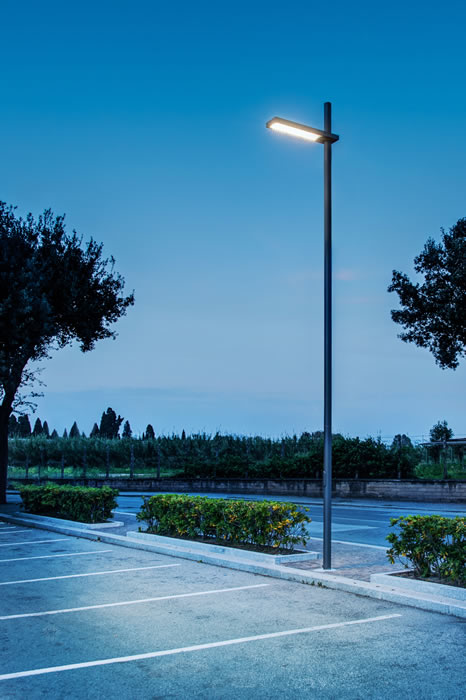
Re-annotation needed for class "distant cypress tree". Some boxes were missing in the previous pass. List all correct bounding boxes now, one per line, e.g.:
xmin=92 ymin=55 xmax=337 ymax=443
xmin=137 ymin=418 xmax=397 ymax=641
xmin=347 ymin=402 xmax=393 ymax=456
xmin=90 ymin=423 xmax=100 ymax=438
xmin=33 ymin=418 xmax=43 ymax=437
xmin=51 ymin=429 xmax=59 ymax=439
xmin=181 ymin=429 xmax=186 ymax=440
xmin=8 ymin=415 xmax=19 ymax=437
xmin=63 ymin=428 xmax=68 ymax=439
xmin=42 ymin=421 xmax=50 ymax=438
xmin=70 ymin=421 xmax=80 ymax=439
xmin=18 ymin=415 xmax=32 ymax=437
xmin=122 ymin=420 xmax=132 ymax=439
xmin=99 ymin=407 xmax=123 ymax=439
xmin=145 ymin=424 xmax=155 ymax=440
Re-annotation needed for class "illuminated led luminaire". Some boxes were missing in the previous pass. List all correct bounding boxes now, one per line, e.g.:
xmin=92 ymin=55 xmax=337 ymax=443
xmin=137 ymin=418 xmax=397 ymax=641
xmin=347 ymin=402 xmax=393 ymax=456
xmin=269 ymin=121 xmax=319 ymax=142
xmin=266 ymin=117 xmax=339 ymax=144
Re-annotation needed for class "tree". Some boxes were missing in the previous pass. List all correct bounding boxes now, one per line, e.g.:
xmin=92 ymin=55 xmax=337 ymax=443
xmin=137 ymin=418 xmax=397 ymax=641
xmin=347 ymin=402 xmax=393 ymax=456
xmin=122 ymin=420 xmax=132 ymax=439
xmin=51 ymin=429 xmax=59 ymax=439
xmin=429 ymin=420 xmax=453 ymax=473
xmin=62 ymin=428 xmax=68 ymax=439
xmin=388 ymin=218 xmax=466 ymax=369
xmin=0 ymin=202 xmax=134 ymax=502
xmin=430 ymin=420 xmax=453 ymax=443
xmin=145 ymin=424 xmax=155 ymax=440
xmin=69 ymin=421 xmax=80 ymax=439
xmin=18 ymin=415 xmax=32 ymax=437
xmin=90 ymin=423 xmax=100 ymax=438
xmin=99 ymin=407 xmax=124 ymax=439
xmin=42 ymin=420 xmax=50 ymax=438
xmin=33 ymin=418 xmax=43 ymax=437
xmin=8 ymin=415 xmax=19 ymax=437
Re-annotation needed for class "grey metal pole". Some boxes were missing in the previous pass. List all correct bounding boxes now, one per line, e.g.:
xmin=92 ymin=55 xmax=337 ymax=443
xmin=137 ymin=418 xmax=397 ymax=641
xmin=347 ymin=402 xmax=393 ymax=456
xmin=323 ymin=101 xmax=333 ymax=569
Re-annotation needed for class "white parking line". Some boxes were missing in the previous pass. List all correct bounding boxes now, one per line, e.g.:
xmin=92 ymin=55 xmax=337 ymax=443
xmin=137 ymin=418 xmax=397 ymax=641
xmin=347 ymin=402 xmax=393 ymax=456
xmin=0 ymin=550 xmax=113 ymax=563
xmin=0 ymin=564 xmax=181 ymax=586
xmin=0 ymin=539 xmax=68 ymax=548
xmin=0 ymin=583 xmax=270 ymax=620
xmin=0 ymin=614 xmax=402 ymax=681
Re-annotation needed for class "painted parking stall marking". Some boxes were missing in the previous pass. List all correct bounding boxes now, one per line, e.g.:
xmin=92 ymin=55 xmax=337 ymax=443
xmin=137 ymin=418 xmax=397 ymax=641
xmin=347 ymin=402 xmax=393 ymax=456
xmin=0 ymin=538 xmax=68 ymax=548
xmin=0 ymin=563 xmax=181 ymax=586
xmin=0 ymin=549 xmax=113 ymax=563
xmin=0 ymin=583 xmax=270 ymax=620
xmin=0 ymin=614 xmax=402 ymax=681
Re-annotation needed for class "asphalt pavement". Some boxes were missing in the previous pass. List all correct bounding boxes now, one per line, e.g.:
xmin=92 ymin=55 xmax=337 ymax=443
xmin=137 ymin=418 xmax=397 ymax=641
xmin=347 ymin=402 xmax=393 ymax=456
xmin=0 ymin=519 xmax=464 ymax=699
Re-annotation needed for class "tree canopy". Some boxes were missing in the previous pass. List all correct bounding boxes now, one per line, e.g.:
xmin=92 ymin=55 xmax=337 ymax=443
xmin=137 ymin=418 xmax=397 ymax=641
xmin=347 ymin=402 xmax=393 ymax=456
xmin=99 ymin=407 xmax=124 ymax=439
xmin=388 ymin=218 xmax=466 ymax=369
xmin=0 ymin=202 xmax=134 ymax=501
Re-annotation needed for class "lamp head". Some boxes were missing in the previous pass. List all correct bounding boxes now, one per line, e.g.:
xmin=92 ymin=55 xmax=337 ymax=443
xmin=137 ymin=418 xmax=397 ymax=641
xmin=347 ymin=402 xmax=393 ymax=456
xmin=266 ymin=117 xmax=339 ymax=144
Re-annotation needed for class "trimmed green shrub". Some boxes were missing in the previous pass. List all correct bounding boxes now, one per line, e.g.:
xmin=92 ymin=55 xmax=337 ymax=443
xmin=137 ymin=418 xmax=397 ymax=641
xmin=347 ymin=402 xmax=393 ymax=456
xmin=386 ymin=515 xmax=466 ymax=585
xmin=137 ymin=494 xmax=311 ymax=552
xmin=16 ymin=483 xmax=118 ymax=523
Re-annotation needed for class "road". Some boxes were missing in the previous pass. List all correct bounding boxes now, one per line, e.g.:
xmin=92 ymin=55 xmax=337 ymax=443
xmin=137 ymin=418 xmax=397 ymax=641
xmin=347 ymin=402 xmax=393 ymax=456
xmin=114 ymin=491 xmax=465 ymax=548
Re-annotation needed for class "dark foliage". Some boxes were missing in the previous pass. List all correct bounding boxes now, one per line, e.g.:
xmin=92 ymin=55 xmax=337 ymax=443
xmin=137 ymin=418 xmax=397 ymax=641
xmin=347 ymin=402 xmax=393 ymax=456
xmin=388 ymin=219 xmax=466 ymax=369
xmin=99 ymin=407 xmax=124 ymax=439
xmin=0 ymin=201 xmax=134 ymax=501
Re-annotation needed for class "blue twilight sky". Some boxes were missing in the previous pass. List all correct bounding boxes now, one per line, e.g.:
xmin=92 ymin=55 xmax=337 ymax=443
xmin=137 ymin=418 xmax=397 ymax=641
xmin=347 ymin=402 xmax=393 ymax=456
xmin=1 ymin=0 xmax=465 ymax=441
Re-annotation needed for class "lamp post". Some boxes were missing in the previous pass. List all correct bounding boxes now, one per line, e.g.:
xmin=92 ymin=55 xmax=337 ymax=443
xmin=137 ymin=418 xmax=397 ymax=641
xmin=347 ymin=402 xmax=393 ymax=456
xmin=266 ymin=103 xmax=339 ymax=569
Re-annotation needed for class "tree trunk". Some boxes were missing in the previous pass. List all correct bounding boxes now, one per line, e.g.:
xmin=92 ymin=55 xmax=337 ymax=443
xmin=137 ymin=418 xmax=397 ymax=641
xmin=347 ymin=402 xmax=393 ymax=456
xmin=0 ymin=409 xmax=9 ymax=503
xmin=0 ymin=394 xmax=15 ymax=502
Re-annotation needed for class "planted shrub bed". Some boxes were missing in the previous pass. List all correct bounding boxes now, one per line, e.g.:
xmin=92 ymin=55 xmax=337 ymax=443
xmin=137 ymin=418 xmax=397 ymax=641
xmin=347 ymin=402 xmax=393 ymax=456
xmin=386 ymin=515 xmax=466 ymax=587
xmin=16 ymin=483 xmax=119 ymax=523
xmin=137 ymin=494 xmax=311 ymax=553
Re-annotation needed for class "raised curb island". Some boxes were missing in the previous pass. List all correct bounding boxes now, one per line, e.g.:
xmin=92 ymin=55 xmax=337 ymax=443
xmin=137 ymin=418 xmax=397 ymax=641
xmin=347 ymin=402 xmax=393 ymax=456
xmin=17 ymin=512 xmax=124 ymax=529
xmin=370 ymin=570 xmax=466 ymax=602
xmin=1 ymin=511 xmax=465 ymax=619
xmin=131 ymin=530 xmax=320 ymax=564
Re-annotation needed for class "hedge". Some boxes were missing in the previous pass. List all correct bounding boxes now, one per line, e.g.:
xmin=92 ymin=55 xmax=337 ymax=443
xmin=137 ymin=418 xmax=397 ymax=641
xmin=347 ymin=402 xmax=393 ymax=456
xmin=16 ymin=483 xmax=119 ymax=523
xmin=386 ymin=515 xmax=466 ymax=586
xmin=137 ymin=494 xmax=311 ymax=552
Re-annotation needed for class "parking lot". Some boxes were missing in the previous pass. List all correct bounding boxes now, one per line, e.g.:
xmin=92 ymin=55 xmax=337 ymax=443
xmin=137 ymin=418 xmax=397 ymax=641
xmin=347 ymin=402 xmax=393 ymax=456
xmin=0 ymin=521 xmax=465 ymax=699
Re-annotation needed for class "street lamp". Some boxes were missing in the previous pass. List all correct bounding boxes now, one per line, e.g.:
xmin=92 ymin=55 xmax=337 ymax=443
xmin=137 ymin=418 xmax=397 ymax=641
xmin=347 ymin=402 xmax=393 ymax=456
xmin=266 ymin=103 xmax=339 ymax=570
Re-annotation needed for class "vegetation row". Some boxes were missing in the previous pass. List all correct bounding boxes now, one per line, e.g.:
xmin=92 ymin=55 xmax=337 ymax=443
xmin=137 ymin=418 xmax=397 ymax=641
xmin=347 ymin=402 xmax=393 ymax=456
xmin=386 ymin=515 xmax=466 ymax=586
xmin=15 ymin=483 xmax=118 ymax=524
xmin=137 ymin=494 xmax=310 ymax=552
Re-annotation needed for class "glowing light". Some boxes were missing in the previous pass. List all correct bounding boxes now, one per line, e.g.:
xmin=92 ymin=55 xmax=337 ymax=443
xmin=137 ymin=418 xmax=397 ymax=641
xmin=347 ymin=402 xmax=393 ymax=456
xmin=268 ymin=120 xmax=320 ymax=142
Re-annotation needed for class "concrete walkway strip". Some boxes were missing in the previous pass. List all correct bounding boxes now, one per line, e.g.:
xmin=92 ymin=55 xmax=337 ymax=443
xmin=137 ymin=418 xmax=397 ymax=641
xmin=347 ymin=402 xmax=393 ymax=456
xmin=0 ymin=550 xmax=113 ymax=564
xmin=0 ymin=538 xmax=68 ymax=548
xmin=0 ymin=583 xmax=270 ymax=621
xmin=0 ymin=613 xmax=402 ymax=681
xmin=0 ymin=564 xmax=181 ymax=586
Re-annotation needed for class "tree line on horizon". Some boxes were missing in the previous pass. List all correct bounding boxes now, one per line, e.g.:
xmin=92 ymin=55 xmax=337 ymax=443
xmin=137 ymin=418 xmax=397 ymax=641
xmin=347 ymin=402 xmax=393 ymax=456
xmin=7 ymin=415 xmax=463 ymax=480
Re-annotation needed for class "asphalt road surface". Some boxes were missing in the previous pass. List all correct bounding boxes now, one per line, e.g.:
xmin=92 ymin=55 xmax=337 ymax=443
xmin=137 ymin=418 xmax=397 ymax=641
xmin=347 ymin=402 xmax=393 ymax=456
xmin=114 ymin=492 xmax=465 ymax=548
xmin=0 ymin=521 xmax=464 ymax=699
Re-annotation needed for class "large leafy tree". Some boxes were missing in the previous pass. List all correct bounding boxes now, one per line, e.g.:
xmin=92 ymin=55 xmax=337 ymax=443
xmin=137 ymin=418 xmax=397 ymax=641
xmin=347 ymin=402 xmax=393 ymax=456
xmin=388 ymin=218 xmax=466 ymax=369
xmin=0 ymin=202 xmax=134 ymax=502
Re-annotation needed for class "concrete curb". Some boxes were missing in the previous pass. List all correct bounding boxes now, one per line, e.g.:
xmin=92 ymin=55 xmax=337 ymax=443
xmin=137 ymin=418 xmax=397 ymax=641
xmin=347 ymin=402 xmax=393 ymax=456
xmin=130 ymin=530 xmax=320 ymax=564
xmin=1 ymin=512 xmax=465 ymax=619
xmin=371 ymin=570 xmax=466 ymax=602
xmin=16 ymin=512 xmax=124 ymax=530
